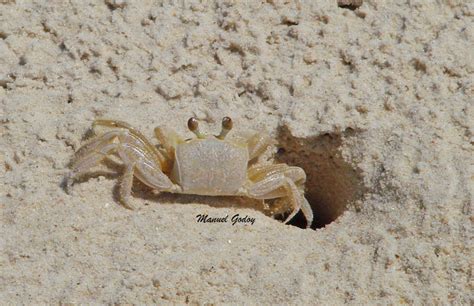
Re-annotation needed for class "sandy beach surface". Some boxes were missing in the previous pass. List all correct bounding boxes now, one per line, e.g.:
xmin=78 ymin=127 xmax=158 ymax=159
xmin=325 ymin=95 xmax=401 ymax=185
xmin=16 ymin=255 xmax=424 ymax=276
xmin=1 ymin=0 xmax=472 ymax=304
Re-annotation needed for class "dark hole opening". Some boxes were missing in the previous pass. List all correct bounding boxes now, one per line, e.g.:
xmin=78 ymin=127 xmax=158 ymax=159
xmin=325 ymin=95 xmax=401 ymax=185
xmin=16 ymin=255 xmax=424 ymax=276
xmin=275 ymin=125 xmax=366 ymax=229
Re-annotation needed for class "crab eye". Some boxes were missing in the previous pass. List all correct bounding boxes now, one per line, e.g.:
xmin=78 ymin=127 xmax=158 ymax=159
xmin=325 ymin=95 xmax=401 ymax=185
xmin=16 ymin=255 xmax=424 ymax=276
xmin=188 ymin=117 xmax=205 ymax=139
xmin=216 ymin=116 xmax=233 ymax=140
xmin=222 ymin=117 xmax=233 ymax=130
xmin=187 ymin=117 xmax=199 ymax=131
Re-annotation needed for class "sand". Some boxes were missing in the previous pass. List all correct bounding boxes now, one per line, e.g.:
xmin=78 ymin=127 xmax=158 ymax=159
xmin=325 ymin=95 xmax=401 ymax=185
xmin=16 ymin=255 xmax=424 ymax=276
xmin=1 ymin=0 xmax=472 ymax=304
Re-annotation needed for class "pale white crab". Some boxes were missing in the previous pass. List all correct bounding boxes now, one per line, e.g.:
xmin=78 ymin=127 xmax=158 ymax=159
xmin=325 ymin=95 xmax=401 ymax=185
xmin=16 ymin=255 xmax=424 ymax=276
xmin=67 ymin=117 xmax=313 ymax=227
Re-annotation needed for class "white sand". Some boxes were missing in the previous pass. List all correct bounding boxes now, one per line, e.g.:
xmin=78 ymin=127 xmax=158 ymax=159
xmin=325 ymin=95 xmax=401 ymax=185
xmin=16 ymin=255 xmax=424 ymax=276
xmin=1 ymin=0 xmax=472 ymax=304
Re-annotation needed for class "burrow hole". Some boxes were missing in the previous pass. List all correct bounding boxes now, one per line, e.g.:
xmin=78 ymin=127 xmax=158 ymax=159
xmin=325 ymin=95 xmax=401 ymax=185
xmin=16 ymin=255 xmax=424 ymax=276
xmin=275 ymin=126 xmax=366 ymax=229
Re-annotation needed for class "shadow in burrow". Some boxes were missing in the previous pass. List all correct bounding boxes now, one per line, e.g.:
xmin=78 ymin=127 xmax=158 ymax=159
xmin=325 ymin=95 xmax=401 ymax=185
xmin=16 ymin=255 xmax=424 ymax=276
xmin=274 ymin=125 xmax=367 ymax=229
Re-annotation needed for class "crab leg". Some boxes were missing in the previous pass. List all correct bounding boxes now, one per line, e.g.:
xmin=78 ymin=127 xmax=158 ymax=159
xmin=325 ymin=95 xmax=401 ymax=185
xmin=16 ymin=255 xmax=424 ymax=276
xmin=154 ymin=126 xmax=184 ymax=166
xmin=247 ymin=132 xmax=275 ymax=160
xmin=120 ymin=163 xmax=136 ymax=209
xmin=69 ymin=129 xmax=135 ymax=180
xmin=67 ymin=131 xmax=121 ymax=192
xmin=71 ymin=131 xmax=121 ymax=168
xmin=245 ymin=165 xmax=313 ymax=228
xmin=134 ymin=161 xmax=178 ymax=192
xmin=248 ymin=164 xmax=306 ymax=185
xmin=246 ymin=174 xmax=307 ymax=225
xmin=115 ymin=142 xmax=178 ymax=206
xmin=71 ymin=143 xmax=118 ymax=176
xmin=94 ymin=119 xmax=168 ymax=169
xmin=68 ymin=120 xmax=180 ymax=207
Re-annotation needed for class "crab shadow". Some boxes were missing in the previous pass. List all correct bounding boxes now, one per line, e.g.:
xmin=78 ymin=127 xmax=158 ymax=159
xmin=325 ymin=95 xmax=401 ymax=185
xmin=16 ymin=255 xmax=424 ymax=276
xmin=130 ymin=181 xmax=266 ymax=214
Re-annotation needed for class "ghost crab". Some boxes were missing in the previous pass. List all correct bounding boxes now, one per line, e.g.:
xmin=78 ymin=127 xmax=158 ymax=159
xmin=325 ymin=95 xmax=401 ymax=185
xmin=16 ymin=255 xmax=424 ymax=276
xmin=67 ymin=117 xmax=313 ymax=228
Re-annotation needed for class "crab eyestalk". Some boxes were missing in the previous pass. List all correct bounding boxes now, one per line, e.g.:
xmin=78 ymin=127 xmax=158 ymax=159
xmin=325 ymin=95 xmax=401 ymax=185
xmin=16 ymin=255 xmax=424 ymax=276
xmin=188 ymin=117 xmax=205 ymax=139
xmin=216 ymin=117 xmax=233 ymax=140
